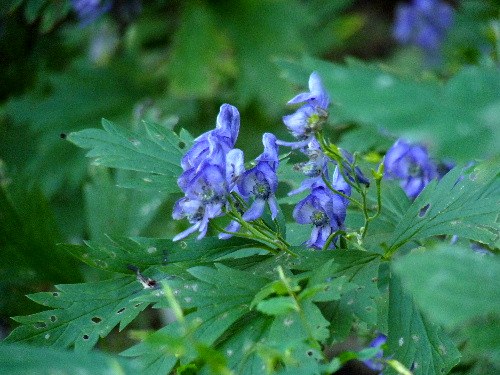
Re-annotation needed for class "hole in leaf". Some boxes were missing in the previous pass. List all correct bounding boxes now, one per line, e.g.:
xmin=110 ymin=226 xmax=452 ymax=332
xmin=134 ymin=303 xmax=142 ymax=308
xmin=34 ymin=322 xmax=47 ymax=329
xmin=50 ymin=316 xmax=57 ymax=323
xmin=306 ymin=350 xmax=314 ymax=357
xmin=91 ymin=317 xmax=102 ymax=324
xmin=117 ymin=307 xmax=126 ymax=314
xmin=52 ymin=292 xmax=59 ymax=297
xmin=178 ymin=141 xmax=186 ymax=149
xmin=418 ymin=204 xmax=430 ymax=218
xmin=83 ymin=334 xmax=89 ymax=340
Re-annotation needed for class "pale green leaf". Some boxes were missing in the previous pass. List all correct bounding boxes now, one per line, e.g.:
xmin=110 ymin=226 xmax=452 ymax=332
xmin=393 ymin=245 xmax=500 ymax=329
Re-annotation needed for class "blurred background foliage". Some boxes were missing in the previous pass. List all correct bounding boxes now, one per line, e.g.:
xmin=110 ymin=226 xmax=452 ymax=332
xmin=0 ymin=0 xmax=499 ymax=361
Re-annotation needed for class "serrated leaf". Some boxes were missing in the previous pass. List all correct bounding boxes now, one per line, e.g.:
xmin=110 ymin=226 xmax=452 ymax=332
xmin=0 ymin=343 xmax=141 ymax=374
xmin=5 ymin=276 xmax=153 ymax=351
xmin=387 ymin=159 xmax=500 ymax=254
xmin=393 ymin=244 xmax=500 ymax=329
xmin=68 ymin=119 xmax=184 ymax=193
xmin=62 ymin=236 xmax=267 ymax=274
xmin=386 ymin=274 xmax=460 ymax=375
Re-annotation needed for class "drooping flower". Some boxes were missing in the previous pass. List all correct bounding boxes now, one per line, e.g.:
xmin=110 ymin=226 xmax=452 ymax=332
xmin=339 ymin=148 xmax=370 ymax=187
xmin=293 ymin=166 xmax=350 ymax=249
xmin=278 ymin=72 xmax=330 ymax=149
xmin=362 ymin=333 xmax=387 ymax=373
xmin=394 ymin=0 xmax=454 ymax=62
xmin=238 ymin=133 xmax=280 ymax=221
xmin=384 ymin=139 xmax=437 ymax=200
xmin=173 ymin=104 xmax=241 ymax=241
xmin=289 ymin=139 xmax=329 ymax=196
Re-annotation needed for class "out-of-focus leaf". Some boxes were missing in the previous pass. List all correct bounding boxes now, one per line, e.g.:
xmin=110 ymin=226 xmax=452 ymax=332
xmin=0 ymin=343 xmax=141 ymax=374
xmin=393 ymin=245 xmax=500 ymax=329
xmin=277 ymin=57 xmax=500 ymax=161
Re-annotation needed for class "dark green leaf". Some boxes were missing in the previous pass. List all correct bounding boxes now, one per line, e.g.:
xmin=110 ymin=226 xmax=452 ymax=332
xmin=386 ymin=274 xmax=460 ymax=375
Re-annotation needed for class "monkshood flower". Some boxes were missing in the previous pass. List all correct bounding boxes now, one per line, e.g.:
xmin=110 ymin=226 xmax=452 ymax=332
xmin=172 ymin=165 xmax=227 ymax=241
xmin=384 ymin=139 xmax=437 ymax=200
xmin=394 ymin=0 xmax=454 ymax=60
xmin=289 ymin=139 xmax=330 ymax=196
xmin=293 ymin=166 xmax=350 ymax=249
xmin=277 ymin=72 xmax=330 ymax=149
xmin=181 ymin=104 xmax=240 ymax=172
xmin=238 ymin=133 xmax=280 ymax=221
xmin=362 ymin=333 xmax=387 ymax=373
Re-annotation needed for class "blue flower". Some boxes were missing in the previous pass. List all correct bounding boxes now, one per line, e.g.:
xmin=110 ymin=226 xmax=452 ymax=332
xmin=238 ymin=133 xmax=280 ymax=221
xmin=394 ymin=0 xmax=454 ymax=60
xmin=384 ymin=139 xmax=437 ymax=200
xmin=173 ymin=104 xmax=241 ymax=241
xmin=362 ymin=333 xmax=387 ymax=373
xmin=289 ymin=139 xmax=329 ymax=196
xmin=293 ymin=166 xmax=350 ymax=249
xmin=72 ymin=0 xmax=113 ymax=25
xmin=340 ymin=148 xmax=370 ymax=187
xmin=278 ymin=72 xmax=330 ymax=149
xmin=172 ymin=165 xmax=227 ymax=241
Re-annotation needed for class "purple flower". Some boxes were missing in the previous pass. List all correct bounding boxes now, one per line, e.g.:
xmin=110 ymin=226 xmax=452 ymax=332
xmin=394 ymin=0 xmax=454 ymax=60
xmin=173 ymin=104 xmax=241 ymax=241
xmin=172 ymin=165 xmax=227 ymax=241
xmin=72 ymin=0 xmax=113 ymax=25
xmin=278 ymin=72 xmax=330 ymax=149
xmin=384 ymin=139 xmax=437 ymax=200
xmin=72 ymin=0 xmax=142 ymax=26
xmin=238 ymin=133 xmax=280 ymax=221
xmin=292 ymin=166 xmax=350 ymax=250
xmin=363 ymin=333 xmax=387 ymax=373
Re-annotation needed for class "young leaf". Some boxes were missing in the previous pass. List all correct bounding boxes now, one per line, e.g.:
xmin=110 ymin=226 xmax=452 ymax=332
xmin=386 ymin=274 xmax=460 ymax=375
xmin=0 ymin=343 xmax=141 ymax=374
xmin=67 ymin=119 xmax=185 ymax=193
xmin=386 ymin=159 xmax=500 ymax=255
xmin=393 ymin=244 xmax=500 ymax=329
xmin=5 ymin=276 xmax=153 ymax=351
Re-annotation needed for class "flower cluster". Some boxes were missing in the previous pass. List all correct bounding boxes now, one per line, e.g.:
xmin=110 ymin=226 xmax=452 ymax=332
xmin=173 ymin=72 xmax=370 ymax=251
xmin=172 ymin=104 xmax=280 ymax=242
xmin=384 ymin=138 xmax=438 ymax=199
xmin=393 ymin=0 xmax=454 ymax=61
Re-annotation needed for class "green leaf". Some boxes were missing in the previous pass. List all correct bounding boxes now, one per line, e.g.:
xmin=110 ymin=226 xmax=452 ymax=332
xmin=277 ymin=57 xmax=500 ymax=161
xmin=0 ymin=185 xmax=81 ymax=316
xmin=386 ymin=274 xmax=460 ymax=375
xmin=256 ymin=297 xmax=298 ymax=315
xmin=84 ymin=167 xmax=166 ymax=242
xmin=68 ymin=119 xmax=185 ymax=193
xmin=0 ymin=343 xmax=141 ymax=375
xmin=393 ymin=244 xmax=500 ymax=329
xmin=62 ymin=236 xmax=267 ymax=274
xmin=168 ymin=2 xmax=233 ymax=98
xmin=387 ymin=159 xmax=500 ymax=255
xmin=5 ymin=276 xmax=152 ymax=351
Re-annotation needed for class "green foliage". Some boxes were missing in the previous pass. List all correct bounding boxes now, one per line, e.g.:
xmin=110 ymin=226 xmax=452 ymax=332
xmin=2 ymin=0 xmax=71 ymax=32
xmin=67 ymin=119 xmax=185 ymax=193
xmin=386 ymin=274 xmax=461 ymax=375
xmin=386 ymin=158 xmax=500 ymax=256
xmin=277 ymin=57 xmax=500 ymax=161
xmin=5 ymin=276 xmax=151 ymax=351
xmin=0 ymin=343 xmax=141 ymax=375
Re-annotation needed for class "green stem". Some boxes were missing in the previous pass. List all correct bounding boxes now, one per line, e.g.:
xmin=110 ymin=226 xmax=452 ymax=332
xmin=321 ymin=174 xmax=362 ymax=208
xmin=211 ymin=222 xmax=279 ymax=254
xmin=322 ymin=230 xmax=346 ymax=251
